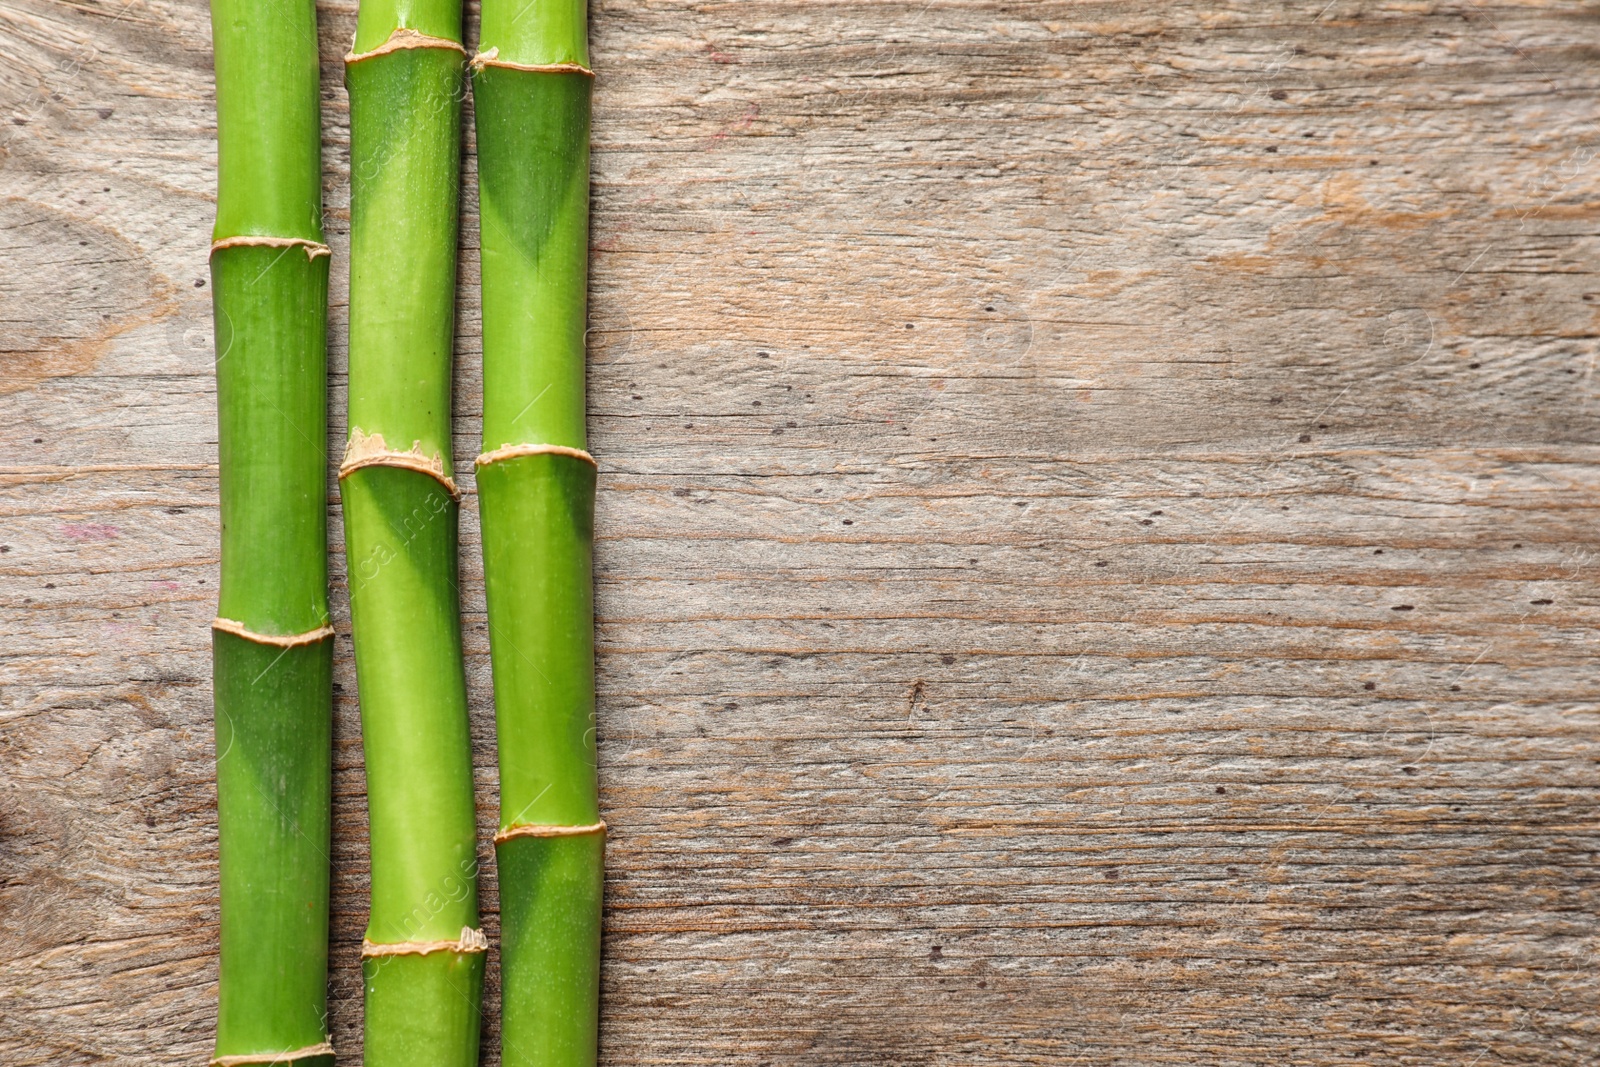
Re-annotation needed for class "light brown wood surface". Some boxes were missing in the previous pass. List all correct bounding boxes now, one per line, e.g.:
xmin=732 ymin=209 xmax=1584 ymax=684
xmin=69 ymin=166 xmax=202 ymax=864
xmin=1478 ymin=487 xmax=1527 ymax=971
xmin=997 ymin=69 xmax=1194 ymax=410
xmin=3 ymin=0 xmax=1599 ymax=1063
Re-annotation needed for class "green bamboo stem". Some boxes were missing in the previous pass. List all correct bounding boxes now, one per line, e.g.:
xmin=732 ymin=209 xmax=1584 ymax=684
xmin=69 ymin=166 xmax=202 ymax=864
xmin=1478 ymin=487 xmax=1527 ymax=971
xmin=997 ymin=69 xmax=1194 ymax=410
xmin=472 ymin=1 xmax=602 ymax=1063
xmin=341 ymin=0 xmax=482 ymax=1063
xmin=209 ymin=0 xmax=333 ymax=1062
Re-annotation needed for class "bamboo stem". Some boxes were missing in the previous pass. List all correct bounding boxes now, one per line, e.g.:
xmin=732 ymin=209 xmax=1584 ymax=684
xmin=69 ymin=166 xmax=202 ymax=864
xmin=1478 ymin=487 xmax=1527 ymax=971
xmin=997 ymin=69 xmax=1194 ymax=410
xmin=208 ymin=0 xmax=333 ymax=1061
xmin=472 ymin=0 xmax=602 ymax=1062
xmin=342 ymin=0 xmax=482 ymax=1063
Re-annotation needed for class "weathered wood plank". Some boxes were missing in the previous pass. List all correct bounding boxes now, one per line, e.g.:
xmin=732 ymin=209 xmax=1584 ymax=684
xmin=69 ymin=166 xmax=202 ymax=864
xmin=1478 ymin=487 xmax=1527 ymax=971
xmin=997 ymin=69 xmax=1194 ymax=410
xmin=3 ymin=0 xmax=1599 ymax=1063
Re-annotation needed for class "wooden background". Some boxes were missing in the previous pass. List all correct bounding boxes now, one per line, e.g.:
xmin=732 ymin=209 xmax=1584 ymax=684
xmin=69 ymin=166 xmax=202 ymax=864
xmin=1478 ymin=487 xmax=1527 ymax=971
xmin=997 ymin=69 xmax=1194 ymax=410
xmin=3 ymin=0 xmax=1599 ymax=1062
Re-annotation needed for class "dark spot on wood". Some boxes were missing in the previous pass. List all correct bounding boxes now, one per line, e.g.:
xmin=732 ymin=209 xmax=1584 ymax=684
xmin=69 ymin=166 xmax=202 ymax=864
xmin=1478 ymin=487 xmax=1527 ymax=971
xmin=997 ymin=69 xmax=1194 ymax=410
xmin=1530 ymin=599 xmax=1552 ymax=605
xmin=1402 ymin=766 xmax=1418 ymax=775
xmin=1392 ymin=605 xmax=1414 ymax=611
xmin=929 ymin=945 xmax=942 ymax=959
xmin=1299 ymin=434 xmax=1311 ymax=442
xmin=772 ymin=837 xmax=792 ymax=847
xmin=842 ymin=519 xmax=852 ymax=525
xmin=1215 ymin=786 xmax=1226 ymax=794
xmin=940 ymin=654 xmax=954 ymax=665
xmin=1363 ymin=682 xmax=1376 ymax=690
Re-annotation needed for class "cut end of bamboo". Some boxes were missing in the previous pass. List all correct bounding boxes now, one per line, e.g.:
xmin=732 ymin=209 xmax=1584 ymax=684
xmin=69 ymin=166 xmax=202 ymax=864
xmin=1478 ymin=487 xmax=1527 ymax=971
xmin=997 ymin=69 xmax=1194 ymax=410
xmin=495 ymin=820 xmax=607 ymax=844
xmin=475 ymin=443 xmax=596 ymax=469
xmin=212 ymin=617 xmax=335 ymax=648
xmin=346 ymin=26 xmax=468 ymax=65
xmin=469 ymin=47 xmax=594 ymax=76
xmin=362 ymin=927 xmax=489 ymax=958
xmin=340 ymin=428 xmax=460 ymax=498
xmin=209 ymin=1040 xmax=336 ymax=1067
xmin=210 ymin=236 xmax=331 ymax=261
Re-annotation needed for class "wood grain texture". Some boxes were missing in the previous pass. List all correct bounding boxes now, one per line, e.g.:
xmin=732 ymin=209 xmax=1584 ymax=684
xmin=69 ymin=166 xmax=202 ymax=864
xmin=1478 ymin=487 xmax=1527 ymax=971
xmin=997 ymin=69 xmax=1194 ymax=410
xmin=3 ymin=0 xmax=1599 ymax=1063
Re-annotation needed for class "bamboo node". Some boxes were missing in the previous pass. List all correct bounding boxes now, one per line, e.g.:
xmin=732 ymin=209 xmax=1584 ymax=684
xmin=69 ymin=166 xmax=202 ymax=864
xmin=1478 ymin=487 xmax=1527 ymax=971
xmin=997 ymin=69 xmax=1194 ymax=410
xmin=469 ymin=47 xmax=594 ymax=76
xmin=340 ymin=427 xmax=461 ymax=499
xmin=475 ymin=443 xmax=597 ymax=469
xmin=212 ymin=618 xmax=334 ymax=648
xmin=495 ymin=820 xmax=608 ymax=844
xmin=210 ymin=235 xmax=331 ymax=261
xmin=209 ymin=1040 xmax=335 ymax=1066
xmin=362 ymin=926 xmax=489 ymax=958
xmin=345 ymin=27 xmax=467 ymax=65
